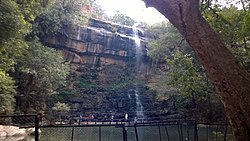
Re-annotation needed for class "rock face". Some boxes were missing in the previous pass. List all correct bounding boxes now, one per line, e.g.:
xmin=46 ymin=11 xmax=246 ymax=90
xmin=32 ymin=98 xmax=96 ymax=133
xmin=43 ymin=18 xmax=161 ymax=120
xmin=44 ymin=18 xmax=150 ymax=82
xmin=0 ymin=125 xmax=38 ymax=140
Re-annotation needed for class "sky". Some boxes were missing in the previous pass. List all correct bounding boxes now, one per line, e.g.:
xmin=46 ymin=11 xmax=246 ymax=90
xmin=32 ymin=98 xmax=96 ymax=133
xmin=95 ymin=0 xmax=167 ymax=24
xmin=95 ymin=0 xmax=242 ymax=25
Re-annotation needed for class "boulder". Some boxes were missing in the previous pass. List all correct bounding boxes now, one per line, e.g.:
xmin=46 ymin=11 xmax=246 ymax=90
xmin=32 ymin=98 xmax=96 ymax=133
xmin=0 ymin=125 xmax=40 ymax=138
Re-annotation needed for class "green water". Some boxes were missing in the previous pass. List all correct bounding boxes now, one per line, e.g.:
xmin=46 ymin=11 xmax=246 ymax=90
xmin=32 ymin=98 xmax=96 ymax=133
xmin=40 ymin=125 xmax=234 ymax=141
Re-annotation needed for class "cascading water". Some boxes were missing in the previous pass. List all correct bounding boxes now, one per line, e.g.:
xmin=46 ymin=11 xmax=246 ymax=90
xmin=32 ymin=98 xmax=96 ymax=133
xmin=133 ymin=27 xmax=142 ymax=67
xmin=132 ymin=27 xmax=145 ymax=119
xmin=135 ymin=90 xmax=144 ymax=118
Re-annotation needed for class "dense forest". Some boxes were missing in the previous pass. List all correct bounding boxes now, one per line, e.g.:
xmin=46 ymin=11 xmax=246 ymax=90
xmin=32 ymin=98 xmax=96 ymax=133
xmin=1 ymin=0 xmax=250 ymax=139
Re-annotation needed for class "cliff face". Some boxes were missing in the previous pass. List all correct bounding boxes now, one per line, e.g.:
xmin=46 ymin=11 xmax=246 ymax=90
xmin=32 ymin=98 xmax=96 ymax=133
xmin=44 ymin=18 xmax=150 ymax=84
xmin=43 ymin=18 xmax=165 ymax=120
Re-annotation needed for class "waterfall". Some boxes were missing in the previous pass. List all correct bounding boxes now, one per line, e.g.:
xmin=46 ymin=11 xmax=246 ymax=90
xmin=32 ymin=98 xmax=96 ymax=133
xmin=133 ymin=27 xmax=142 ymax=68
xmin=135 ymin=90 xmax=144 ymax=118
xmin=132 ymin=27 xmax=145 ymax=119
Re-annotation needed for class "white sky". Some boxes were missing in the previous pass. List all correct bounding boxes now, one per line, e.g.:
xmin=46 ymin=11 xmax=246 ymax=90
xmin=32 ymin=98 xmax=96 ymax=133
xmin=95 ymin=0 xmax=167 ymax=24
xmin=95 ymin=0 xmax=242 ymax=25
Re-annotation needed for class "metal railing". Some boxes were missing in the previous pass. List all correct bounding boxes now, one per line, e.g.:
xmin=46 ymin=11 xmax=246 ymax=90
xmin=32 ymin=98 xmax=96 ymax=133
xmin=40 ymin=119 xmax=233 ymax=141
xmin=0 ymin=114 xmax=39 ymax=141
xmin=0 ymin=115 xmax=233 ymax=141
xmin=40 ymin=123 xmax=126 ymax=141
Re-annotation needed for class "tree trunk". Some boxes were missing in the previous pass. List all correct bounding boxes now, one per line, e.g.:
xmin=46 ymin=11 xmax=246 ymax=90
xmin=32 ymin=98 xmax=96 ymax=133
xmin=143 ymin=0 xmax=250 ymax=140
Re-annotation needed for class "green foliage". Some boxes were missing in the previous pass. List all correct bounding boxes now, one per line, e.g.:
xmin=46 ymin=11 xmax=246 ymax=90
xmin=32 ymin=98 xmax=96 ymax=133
xmin=212 ymin=131 xmax=224 ymax=141
xmin=35 ymin=0 xmax=91 ymax=36
xmin=34 ymin=8 xmax=63 ymax=36
xmin=20 ymin=40 xmax=70 ymax=92
xmin=146 ymin=2 xmax=242 ymax=121
xmin=167 ymin=94 xmax=191 ymax=113
xmin=0 ymin=0 xmax=28 ymax=43
xmin=147 ymin=22 xmax=194 ymax=101
xmin=0 ymin=70 xmax=16 ymax=114
xmin=202 ymin=2 xmax=250 ymax=71
xmin=146 ymin=22 xmax=168 ymax=40
xmin=76 ymin=64 xmax=135 ymax=91
xmin=90 ymin=1 xmax=107 ymax=19
xmin=167 ymin=51 xmax=208 ymax=100
xmin=148 ymin=23 xmax=191 ymax=62
xmin=147 ymin=73 xmax=176 ymax=100
xmin=51 ymin=102 xmax=70 ymax=121
xmin=52 ymin=102 xmax=70 ymax=112
xmin=79 ymin=77 xmax=99 ymax=90
xmin=110 ymin=11 xmax=135 ymax=26
xmin=232 ymin=47 xmax=250 ymax=71
xmin=15 ymin=39 xmax=70 ymax=113
xmin=147 ymin=21 xmax=210 ymax=106
xmin=241 ymin=11 xmax=250 ymax=38
xmin=55 ymin=87 xmax=78 ymax=103
xmin=103 ymin=64 xmax=134 ymax=90
xmin=147 ymin=20 xmax=217 ymax=119
xmin=0 ymin=0 xmax=29 ymax=71
xmin=15 ymin=0 xmax=53 ymax=22
xmin=202 ymin=3 xmax=250 ymax=49
xmin=76 ymin=68 xmax=99 ymax=90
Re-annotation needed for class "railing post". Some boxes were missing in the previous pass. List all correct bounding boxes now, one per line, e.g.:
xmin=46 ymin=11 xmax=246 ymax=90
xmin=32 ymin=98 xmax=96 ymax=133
xmin=180 ymin=123 xmax=183 ymax=141
xmin=35 ymin=114 xmax=39 ymax=141
xmin=99 ymin=126 xmax=102 ymax=141
xmin=186 ymin=122 xmax=190 ymax=141
xmin=71 ymin=127 xmax=75 ymax=141
xmin=177 ymin=121 xmax=181 ymax=141
xmin=215 ymin=127 xmax=218 ymax=141
xmin=206 ymin=125 xmax=209 ymax=141
xmin=134 ymin=123 xmax=139 ymax=141
xmin=158 ymin=123 xmax=162 ymax=141
xmin=223 ymin=119 xmax=228 ymax=141
xmin=123 ymin=124 xmax=128 ymax=141
xmin=164 ymin=125 xmax=170 ymax=141
xmin=194 ymin=121 xmax=198 ymax=141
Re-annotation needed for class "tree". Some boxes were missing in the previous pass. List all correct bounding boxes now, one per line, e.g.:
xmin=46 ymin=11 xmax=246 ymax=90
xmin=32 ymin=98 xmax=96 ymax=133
xmin=35 ymin=0 xmax=91 ymax=37
xmin=15 ymin=39 xmax=70 ymax=114
xmin=110 ymin=11 xmax=136 ymax=26
xmin=52 ymin=102 xmax=70 ymax=121
xmin=146 ymin=22 xmax=168 ymax=40
xmin=233 ymin=48 xmax=250 ymax=72
xmin=143 ymin=0 xmax=250 ymax=140
xmin=52 ymin=102 xmax=70 ymax=112
xmin=0 ymin=70 xmax=16 ymax=114
xmin=167 ymin=52 xmax=208 ymax=103
xmin=15 ymin=0 xmax=54 ymax=22
xmin=0 ymin=0 xmax=29 ymax=71
xmin=148 ymin=23 xmax=190 ymax=62
xmin=89 ymin=0 xmax=108 ymax=19
xmin=147 ymin=22 xmax=221 ymax=121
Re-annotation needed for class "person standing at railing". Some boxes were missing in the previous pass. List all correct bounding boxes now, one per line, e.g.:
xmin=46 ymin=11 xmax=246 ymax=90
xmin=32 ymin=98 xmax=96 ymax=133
xmin=134 ymin=117 xmax=137 ymax=123
xmin=111 ymin=115 xmax=114 ymax=121
xmin=125 ymin=113 xmax=128 ymax=121
xmin=79 ymin=114 xmax=83 ymax=122
xmin=88 ymin=114 xmax=92 ymax=121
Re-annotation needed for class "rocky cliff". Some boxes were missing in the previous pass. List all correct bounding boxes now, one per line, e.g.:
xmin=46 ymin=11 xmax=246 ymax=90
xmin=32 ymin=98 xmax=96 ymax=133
xmin=43 ymin=18 xmax=168 ymax=120
xmin=44 ymin=18 xmax=150 ymax=83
